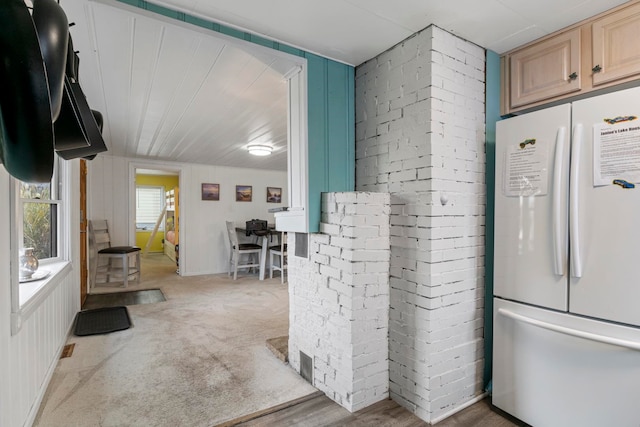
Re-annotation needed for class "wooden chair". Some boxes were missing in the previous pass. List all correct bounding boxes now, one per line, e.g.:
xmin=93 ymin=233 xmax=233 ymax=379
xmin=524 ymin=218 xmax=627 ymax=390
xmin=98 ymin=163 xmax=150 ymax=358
xmin=88 ymin=220 xmax=141 ymax=288
xmin=269 ymin=232 xmax=287 ymax=283
xmin=226 ymin=221 xmax=262 ymax=280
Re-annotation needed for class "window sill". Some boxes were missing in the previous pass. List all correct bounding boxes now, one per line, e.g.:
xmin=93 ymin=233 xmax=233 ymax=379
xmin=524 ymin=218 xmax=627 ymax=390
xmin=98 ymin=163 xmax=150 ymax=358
xmin=274 ymin=208 xmax=307 ymax=233
xmin=12 ymin=261 xmax=72 ymax=335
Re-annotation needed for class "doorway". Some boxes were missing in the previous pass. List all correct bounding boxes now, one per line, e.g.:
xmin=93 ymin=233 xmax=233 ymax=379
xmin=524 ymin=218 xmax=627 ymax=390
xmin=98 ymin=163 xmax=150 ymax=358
xmin=134 ymin=167 xmax=180 ymax=279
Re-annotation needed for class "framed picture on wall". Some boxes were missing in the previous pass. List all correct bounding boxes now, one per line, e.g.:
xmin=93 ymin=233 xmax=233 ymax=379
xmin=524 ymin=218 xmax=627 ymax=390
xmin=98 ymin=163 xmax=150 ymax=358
xmin=235 ymin=185 xmax=252 ymax=202
xmin=266 ymin=187 xmax=282 ymax=203
xmin=201 ymin=183 xmax=219 ymax=201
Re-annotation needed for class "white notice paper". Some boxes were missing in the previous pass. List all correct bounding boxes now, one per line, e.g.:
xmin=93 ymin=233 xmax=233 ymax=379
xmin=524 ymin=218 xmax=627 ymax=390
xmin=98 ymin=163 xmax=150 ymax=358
xmin=593 ymin=119 xmax=640 ymax=187
xmin=504 ymin=138 xmax=549 ymax=197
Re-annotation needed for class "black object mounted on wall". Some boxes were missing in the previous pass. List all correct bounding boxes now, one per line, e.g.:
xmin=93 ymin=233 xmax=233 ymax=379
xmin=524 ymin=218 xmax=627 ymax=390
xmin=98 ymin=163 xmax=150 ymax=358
xmin=0 ymin=0 xmax=55 ymax=183
xmin=32 ymin=0 xmax=69 ymax=122
xmin=0 ymin=0 xmax=108 ymax=183
xmin=54 ymin=46 xmax=108 ymax=160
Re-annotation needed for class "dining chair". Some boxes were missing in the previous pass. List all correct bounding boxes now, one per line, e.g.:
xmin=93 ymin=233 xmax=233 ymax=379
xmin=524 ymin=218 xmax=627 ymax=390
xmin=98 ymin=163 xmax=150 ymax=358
xmin=226 ymin=221 xmax=262 ymax=280
xmin=269 ymin=232 xmax=287 ymax=283
xmin=88 ymin=219 xmax=141 ymax=288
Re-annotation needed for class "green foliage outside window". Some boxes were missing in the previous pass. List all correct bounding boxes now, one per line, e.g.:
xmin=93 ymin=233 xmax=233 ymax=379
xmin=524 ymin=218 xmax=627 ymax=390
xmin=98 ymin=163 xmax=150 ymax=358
xmin=20 ymin=183 xmax=56 ymax=260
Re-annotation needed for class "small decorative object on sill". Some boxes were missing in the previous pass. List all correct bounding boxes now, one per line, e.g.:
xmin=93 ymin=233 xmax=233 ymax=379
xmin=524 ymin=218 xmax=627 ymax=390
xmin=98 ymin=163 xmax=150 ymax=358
xmin=19 ymin=248 xmax=39 ymax=280
xmin=20 ymin=270 xmax=50 ymax=283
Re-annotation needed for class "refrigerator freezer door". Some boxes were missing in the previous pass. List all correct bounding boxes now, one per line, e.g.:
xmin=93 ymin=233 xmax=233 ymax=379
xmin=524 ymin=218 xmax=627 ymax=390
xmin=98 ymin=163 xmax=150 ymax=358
xmin=570 ymin=87 xmax=640 ymax=327
xmin=494 ymin=104 xmax=570 ymax=310
xmin=493 ymin=298 xmax=640 ymax=426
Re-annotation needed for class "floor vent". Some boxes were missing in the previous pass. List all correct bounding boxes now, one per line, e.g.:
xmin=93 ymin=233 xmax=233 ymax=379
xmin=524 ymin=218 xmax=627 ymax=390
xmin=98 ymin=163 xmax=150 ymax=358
xmin=60 ymin=343 xmax=75 ymax=359
xmin=299 ymin=351 xmax=313 ymax=384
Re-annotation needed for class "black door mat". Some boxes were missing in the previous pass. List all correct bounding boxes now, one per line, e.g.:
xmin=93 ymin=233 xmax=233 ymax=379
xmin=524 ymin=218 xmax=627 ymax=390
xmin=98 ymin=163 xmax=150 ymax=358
xmin=74 ymin=306 xmax=132 ymax=336
xmin=83 ymin=288 xmax=166 ymax=310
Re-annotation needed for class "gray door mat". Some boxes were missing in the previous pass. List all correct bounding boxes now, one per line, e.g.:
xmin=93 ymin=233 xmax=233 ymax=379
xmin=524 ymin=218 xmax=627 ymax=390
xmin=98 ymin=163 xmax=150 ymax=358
xmin=83 ymin=288 xmax=166 ymax=310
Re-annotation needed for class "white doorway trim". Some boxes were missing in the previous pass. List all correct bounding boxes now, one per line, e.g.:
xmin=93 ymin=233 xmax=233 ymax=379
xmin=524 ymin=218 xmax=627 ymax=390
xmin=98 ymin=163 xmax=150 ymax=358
xmin=128 ymin=161 xmax=184 ymax=275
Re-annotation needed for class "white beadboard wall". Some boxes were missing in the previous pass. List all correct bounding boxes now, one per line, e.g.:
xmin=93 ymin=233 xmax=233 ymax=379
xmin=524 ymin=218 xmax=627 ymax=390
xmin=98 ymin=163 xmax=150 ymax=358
xmin=0 ymin=162 xmax=81 ymax=427
xmin=87 ymin=155 xmax=287 ymax=276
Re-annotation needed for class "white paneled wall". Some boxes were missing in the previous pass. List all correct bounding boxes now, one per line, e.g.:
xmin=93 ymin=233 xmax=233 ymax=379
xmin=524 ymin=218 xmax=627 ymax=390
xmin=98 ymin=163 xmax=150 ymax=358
xmin=355 ymin=26 xmax=486 ymax=422
xmin=0 ymin=163 xmax=81 ymax=427
xmin=87 ymin=155 xmax=130 ymax=245
xmin=87 ymin=155 xmax=287 ymax=276
xmin=0 ymin=169 xmax=9 ymax=427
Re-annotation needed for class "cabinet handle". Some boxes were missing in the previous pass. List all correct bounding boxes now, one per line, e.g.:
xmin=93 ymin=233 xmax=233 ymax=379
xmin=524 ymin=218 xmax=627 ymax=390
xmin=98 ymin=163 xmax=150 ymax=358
xmin=498 ymin=308 xmax=640 ymax=351
xmin=592 ymin=64 xmax=602 ymax=73
xmin=568 ymin=72 xmax=578 ymax=81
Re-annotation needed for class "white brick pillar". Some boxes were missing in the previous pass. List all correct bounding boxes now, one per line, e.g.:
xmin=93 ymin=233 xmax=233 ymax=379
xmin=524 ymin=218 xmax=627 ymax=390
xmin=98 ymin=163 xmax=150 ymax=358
xmin=288 ymin=191 xmax=391 ymax=412
xmin=355 ymin=25 xmax=486 ymax=422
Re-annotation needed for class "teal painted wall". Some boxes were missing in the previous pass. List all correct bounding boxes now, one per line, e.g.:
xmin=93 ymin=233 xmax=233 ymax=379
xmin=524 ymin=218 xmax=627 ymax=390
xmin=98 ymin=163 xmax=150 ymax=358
xmin=484 ymin=50 xmax=501 ymax=390
xmin=307 ymin=54 xmax=355 ymax=230
xmin=116 ymin=0 xmax=355 ymax=232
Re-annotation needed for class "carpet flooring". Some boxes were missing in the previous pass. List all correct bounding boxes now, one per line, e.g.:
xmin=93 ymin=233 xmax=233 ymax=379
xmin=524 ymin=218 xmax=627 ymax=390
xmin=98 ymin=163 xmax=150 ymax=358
xmin=34 ymin=253 xmax=316 ymax=427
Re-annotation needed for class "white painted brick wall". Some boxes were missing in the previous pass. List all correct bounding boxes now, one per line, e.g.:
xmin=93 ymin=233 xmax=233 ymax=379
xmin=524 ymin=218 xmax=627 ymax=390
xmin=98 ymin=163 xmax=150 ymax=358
xmin=289 ymin=191 xmax=391 ymax=412
xmin=355 ymin=26 xmax=486 ymax=423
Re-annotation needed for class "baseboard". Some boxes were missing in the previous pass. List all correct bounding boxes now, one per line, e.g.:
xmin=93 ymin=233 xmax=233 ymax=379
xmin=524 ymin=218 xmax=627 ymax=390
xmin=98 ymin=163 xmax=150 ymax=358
xmin=23 ymin=317 xmax=76 ymax=427
xmin=430 ymin=392 xmax=489 ymax=425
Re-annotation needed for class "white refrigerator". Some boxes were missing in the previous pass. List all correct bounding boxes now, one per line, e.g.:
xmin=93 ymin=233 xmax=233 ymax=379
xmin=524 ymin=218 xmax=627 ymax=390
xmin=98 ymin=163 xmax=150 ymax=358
xmin=493 ymin=86 xmax=640 ymax=426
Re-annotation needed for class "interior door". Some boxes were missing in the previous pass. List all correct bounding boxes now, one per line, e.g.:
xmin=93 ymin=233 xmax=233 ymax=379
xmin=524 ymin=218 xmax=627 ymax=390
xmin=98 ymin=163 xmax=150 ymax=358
xmin=494 ymin=104 xmax=570 ymax=310
xmin=570 ymin=86 xmax=640 ymax=327
xmin=80 ymin=159 xmax=87 ymax=306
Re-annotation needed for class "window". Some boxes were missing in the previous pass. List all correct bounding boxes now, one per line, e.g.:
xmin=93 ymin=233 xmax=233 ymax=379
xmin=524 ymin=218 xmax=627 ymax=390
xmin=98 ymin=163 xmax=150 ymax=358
xmin=12 ymin=158 xmax=71 ymax=319
xmin=19 ymin=165 xmax=61 ymax=261
xmin=136 ymin=186 xmax=165 ymax=230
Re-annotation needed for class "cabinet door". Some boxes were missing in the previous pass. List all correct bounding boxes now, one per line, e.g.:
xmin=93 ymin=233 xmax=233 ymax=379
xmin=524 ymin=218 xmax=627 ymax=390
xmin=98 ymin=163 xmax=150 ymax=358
xmin=509 ymin=29 xmax=581 ymax=109
xmin=591 ymin=2 xmax=640 ymax=86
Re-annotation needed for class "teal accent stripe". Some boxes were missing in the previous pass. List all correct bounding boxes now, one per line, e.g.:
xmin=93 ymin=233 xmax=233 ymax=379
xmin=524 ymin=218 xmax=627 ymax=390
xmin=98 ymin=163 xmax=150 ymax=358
xmin=248 ymin=34 xmax=277 ymax=49
xmin=183 ymin=15 xmax=215 ymax=30
xmin=114 ymin=0 xmax=355 ymax=233
xmin=484 ymin=49 xmax=501 ymax=391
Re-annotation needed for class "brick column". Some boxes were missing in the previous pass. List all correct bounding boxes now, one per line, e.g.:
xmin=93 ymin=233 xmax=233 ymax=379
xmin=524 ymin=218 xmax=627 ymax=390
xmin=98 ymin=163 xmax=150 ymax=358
xmin=355 ymin=25 xmax=486 ymax=422
xmin=288 ymin=191 xmax=390 ymax=412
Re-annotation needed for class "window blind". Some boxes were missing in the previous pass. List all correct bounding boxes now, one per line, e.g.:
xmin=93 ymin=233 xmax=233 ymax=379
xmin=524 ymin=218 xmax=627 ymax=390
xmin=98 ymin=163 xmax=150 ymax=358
xmin=136 ymin=186 xmax=164 ymax=229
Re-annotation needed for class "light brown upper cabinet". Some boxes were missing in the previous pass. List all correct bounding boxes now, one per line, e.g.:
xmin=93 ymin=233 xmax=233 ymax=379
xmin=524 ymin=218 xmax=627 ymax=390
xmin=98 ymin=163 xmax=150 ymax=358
xmin=502 ymin=0 xmax=640 ymax=115
xmin=591 ymin=1 xmax=640 ymax=87
xmin=508 ymin=29 xmax=581 ymax=109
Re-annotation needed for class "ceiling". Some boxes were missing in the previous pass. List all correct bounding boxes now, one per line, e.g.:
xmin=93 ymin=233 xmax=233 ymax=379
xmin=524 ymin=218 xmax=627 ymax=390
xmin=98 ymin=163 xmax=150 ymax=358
xmin=146 ymin=0 xmax=629 ymax=65
xmin=60 ymin=0 xmax=301 ymax=171
xmin=59 ymin=0 xmax=628 ymax=171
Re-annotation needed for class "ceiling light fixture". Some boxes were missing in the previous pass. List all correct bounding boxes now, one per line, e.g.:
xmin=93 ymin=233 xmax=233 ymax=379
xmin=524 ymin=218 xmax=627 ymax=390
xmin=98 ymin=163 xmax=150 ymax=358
xmin=247 ymin=144 xmax=273 ymax=156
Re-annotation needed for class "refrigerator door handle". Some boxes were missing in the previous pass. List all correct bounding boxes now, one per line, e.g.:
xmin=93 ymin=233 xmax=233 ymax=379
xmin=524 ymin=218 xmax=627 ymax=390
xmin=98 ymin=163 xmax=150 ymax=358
xmin=498 ymin=308 xmax=640 ymax=351
xmin=570 ymin=123 xmax=583 ymax=278
xmin=552 ymin=126 xmax=566 ymax=276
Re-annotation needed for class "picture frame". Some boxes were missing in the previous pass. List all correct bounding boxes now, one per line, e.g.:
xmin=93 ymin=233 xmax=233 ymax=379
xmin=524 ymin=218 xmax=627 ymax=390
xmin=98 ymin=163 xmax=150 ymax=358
xmin=201 ymin=183 xmax=219 ymax=201
xmin=235 ymin=185 xmax=252 ymax=202
xmin=266 ymin=187 xmax=282 ymax=203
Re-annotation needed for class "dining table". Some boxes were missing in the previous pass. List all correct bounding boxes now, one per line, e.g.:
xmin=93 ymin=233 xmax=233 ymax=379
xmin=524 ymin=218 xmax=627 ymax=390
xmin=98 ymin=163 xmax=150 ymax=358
xmin=235 ymin=225 xmax=279 ymax=280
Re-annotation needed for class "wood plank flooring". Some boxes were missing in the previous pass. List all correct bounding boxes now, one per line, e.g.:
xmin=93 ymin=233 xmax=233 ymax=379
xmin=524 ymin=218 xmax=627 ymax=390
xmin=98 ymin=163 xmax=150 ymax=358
xmin=221 ymin=393 xmax=522 ymax=427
